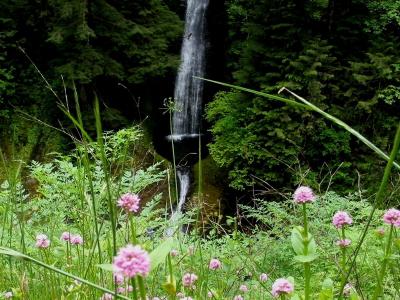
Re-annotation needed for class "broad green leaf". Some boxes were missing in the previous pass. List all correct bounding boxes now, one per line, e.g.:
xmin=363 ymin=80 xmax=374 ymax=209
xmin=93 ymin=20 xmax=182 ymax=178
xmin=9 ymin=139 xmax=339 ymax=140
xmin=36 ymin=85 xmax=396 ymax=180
xmin=294 ymin=253 xmax=318 ymax=263
xmin=307 ymin=236 xmax=317 ymax=256
xmin=291 ymin=226 xmax=305 ymax=255
xmin=149 ymin=237 xmax=174 ymax=272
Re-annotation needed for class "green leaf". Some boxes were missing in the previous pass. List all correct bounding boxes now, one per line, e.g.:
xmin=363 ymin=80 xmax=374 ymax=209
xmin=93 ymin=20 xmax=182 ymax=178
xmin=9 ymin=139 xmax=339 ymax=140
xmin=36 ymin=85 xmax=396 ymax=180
xmin=319 ymin=278 xmax=334 ymax=300
xmin=307 ymin=236 xmax=317 ymax=256
xmin=149 ymin=237 xmax=174 ymax=272
xmin=97 ymin=264 xmax=114 ymax=272
xmin=291 ymin=226 xmax=305 ymax=255
xmin=294 ymin=253 xmax=318 ymax=263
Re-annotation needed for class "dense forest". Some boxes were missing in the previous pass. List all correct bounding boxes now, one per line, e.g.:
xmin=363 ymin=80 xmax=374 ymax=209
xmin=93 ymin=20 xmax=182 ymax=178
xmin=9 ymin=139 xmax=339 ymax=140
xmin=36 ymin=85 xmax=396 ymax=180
xmin=1 ymin=0 xmax=400 ymax=196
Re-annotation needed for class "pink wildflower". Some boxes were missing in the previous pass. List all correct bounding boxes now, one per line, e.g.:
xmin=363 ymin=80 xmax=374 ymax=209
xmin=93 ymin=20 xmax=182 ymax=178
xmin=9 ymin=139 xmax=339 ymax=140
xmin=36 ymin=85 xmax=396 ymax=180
xmin=113 ymin=273 xmax=124 ymax=285
xmin=117 ymin=193 xmax=141 ymax=213
xmin=70 ymin=234 xmax=84 ymax=245
xmin=332 ymin=211 xmax=353 ymax=228
xmin=343 ymin=283 xmax=353 ymax=296
xmin=207 ymin=291 xmax=213 ymax=298
xmin=117 ymin=287 xmax=126 ymax=294
xmin=336 ymin=239 xmax=351 ymax=248
xmin=152 ymin=298 xmax=161 ymax=300
xmin=127 ymin=285 xmax=133 ymax=292
xmin=113 ymin=244 xmax=150 ymax=278
xmin=271 ymin=278 xmax=294 ymax=297
xmin=209 ymin=258 xmax=222 ymax=270
xmin=259 ymin=273 xmax=268 ymax=282
xmin=176 ymin=292 xmax=184 ymax=298
xmin=60 ymin=232 xmax=71 ymax=242
xmin=383 ymin=208 xmax=400 ymax=226
xmin=239 ymin=285 xmax=248 ymax=292
xmin=170 ymin=249 xmax=179 ymax=257
xmin=233 ymin=296 xmax=243 ymax=300
xmin=293 ymin=186 xmax=316 ymax=203
xmin=182 ymin=273 xmax=198 ymax=287
xmin=100 ymin=293 xmax=113 ymax=300
xmin=4 ymin=292 xmax=13 ymax=299
xmin=35 ymin=234 xmax=50 ymax=248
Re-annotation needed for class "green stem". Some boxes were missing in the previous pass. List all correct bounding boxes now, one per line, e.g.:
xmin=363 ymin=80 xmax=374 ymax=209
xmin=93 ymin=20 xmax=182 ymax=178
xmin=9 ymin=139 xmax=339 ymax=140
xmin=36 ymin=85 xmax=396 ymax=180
xmin=339 ymin=124 xmax=400 ymax=298
xmin=302 ymin=203 xmax=311 ymax=300
xmin=129 ymin=216 xmax=137 ymax=244
xmin=372 ymin=225 xmax=394 ymax=299
xmin=137 ymin=276 xmax=147 ymax=300
xmin=131 ymin=278 xmax=138 ymax=300
xmin=340 ymin=227 xmax=347 ymax=286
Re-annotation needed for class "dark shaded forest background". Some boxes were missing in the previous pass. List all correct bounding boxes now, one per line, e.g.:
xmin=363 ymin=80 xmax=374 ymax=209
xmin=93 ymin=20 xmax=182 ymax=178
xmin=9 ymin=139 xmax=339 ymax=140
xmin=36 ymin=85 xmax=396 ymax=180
xmin=1 ymin=0 xmax=399 ymax=199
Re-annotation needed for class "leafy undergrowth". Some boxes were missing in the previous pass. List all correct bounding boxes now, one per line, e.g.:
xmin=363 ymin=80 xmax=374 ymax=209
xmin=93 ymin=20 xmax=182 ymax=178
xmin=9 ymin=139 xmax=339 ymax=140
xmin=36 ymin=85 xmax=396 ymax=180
xmin=0 ymin=128 xmax=399 ymax=299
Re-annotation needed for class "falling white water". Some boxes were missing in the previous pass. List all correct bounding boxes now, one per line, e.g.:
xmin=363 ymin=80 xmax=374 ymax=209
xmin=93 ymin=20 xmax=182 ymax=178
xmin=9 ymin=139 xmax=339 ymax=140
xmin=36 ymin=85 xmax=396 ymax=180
xmin=175 ymin=169 xmax=190 ymax=214
xmin=166 ymin=169 xmax=190 ymax=236
xmin=170 ymin=0 xmax=209 ymax=140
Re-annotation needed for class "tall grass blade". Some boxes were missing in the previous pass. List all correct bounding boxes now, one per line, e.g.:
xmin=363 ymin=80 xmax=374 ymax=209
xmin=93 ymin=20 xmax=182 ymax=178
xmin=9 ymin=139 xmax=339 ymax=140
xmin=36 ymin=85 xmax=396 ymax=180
xmin=339 ymin=124 xmax=400 ymax=298
xmin=197 ymin=77 xmax=400 ymax=170
xmin=0 ymin=246 xmax=130 ymax=300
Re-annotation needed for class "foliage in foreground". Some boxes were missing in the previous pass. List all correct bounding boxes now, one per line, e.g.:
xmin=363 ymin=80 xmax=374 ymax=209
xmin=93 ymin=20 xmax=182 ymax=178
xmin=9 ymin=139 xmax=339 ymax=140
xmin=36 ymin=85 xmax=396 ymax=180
xmin=1 ymin=127 xmax=400 ymax=299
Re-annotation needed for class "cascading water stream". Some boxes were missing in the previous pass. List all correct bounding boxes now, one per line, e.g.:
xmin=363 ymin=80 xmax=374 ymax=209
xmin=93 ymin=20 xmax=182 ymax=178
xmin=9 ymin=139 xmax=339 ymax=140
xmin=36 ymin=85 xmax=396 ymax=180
xmin=168 ymin=0 xmax=209 ymax=220
xmin=168 ymin=0 xmax=209 ymax=142
xmin=176 ymin=169 xmax=190 ymax=213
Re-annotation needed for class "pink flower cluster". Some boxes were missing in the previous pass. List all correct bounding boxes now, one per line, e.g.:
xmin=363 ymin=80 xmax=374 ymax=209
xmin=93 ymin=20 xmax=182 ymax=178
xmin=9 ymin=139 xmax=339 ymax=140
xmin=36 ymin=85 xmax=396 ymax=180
xmin=336 ymin=239 xmax=351 ymax=248
xmin=182 ymin=273 xmax=198 ymax=287
xmin=209 ymin=258 xmax=222 ymax=270
xmin=293 ymin=186 xmax=316 ymax=204
xmin=4 ymin=292 xmax=13 ymax=299
xmin=239 ymin=285 xmax=248 ymax=292
xmin=117 ymin=193 xmax=141 ymax=213
xmin=259 ymin=273 xmax=268 ymax=282
xmin=271 ymin=278 xmax=294 ymax=297
xmin=61 ymin=232 xmax=84 ymax=245
xmin=233 ymin=296 xmax=243 ymax=300
xmin=113 ymin=244 xmax=150 ymax=278
xmin=332 ymin=211 xmax=353 ymax=228
xmin=383 ymin=208 xmax=400 ymax=226
xmin=35 ymin=234 xmax=50 ymax=248
xmin=100 ymin=293 xmax=113 ymax=300
xmin=116 ymin=285 xmax=133 ymax=294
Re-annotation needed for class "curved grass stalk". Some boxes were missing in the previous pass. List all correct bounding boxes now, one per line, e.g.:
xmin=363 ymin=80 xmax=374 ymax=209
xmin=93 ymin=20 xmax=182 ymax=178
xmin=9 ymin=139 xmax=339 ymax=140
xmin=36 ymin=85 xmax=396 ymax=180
xmin=0 ymin=246 xmax=129 ymax=300
xmin=197 ymin=77 xmax=400 ymax=170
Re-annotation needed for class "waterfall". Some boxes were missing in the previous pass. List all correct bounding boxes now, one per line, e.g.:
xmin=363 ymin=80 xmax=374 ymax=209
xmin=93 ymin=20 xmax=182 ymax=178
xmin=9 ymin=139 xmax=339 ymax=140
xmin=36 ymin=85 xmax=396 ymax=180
xmin=166 ymin=1 xmax=209 ymax=235
xmin=166 ymin=168 xmax=191 ymax=236
xmin=176 ymin=169 xmax=190 ymax=214
xmin=169 ymin=0 xmax=209 ymax=141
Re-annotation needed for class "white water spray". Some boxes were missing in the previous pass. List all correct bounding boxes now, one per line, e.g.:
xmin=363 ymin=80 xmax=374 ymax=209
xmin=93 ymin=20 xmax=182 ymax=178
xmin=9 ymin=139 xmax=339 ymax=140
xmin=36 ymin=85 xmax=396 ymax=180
xmin=169 ymin=0 xmax=209 ymax=141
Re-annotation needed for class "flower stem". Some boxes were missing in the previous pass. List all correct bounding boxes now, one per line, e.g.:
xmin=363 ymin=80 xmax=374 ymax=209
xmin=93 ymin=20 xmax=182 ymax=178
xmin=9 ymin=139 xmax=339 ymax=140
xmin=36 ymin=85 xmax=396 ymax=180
xmin=302 ymin=203 xmax=311 ymax=300
xmin=340 ymin=227 xmax=347 ymax=287
xmin=372 ymin=225 xmax=394 ymax=299
xmin=137 ymin=276 xmax=147 ymax=300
